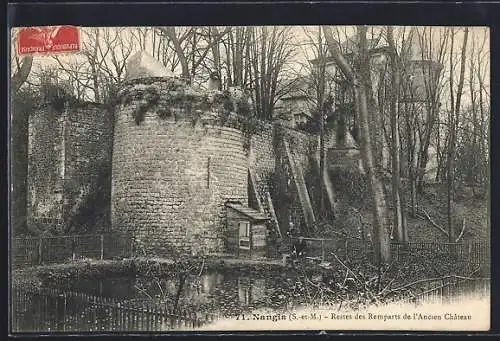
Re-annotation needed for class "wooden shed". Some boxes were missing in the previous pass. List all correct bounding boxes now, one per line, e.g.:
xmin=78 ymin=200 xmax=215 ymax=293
xmin=225 ymin=202 xmax=270 ymax=258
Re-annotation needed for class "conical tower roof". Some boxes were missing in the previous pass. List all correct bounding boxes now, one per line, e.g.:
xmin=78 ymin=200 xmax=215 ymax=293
xmin=125 ymin=51 xmax=175 ymax=80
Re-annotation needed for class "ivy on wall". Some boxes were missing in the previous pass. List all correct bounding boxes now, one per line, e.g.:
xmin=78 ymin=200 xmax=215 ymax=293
xmin=119 ymin=86 xmax=161 ymax=125
xmin=116 ymin=79 xmax=264 ymax=152
xmin=39 ymin=83 xmax=78 ymax=112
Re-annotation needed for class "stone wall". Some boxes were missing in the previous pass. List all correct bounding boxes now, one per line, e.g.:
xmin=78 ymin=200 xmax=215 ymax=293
xmin=27 ymin=102 xmax=113 ymax=234
xmin=282 ymin=126 xmax=319 ymax=231
xmin=247 ymin=121 xmax=322 ymax=236
xmin=249 ymin=122 xmax=275 ymax=187
xmin=281 ymin=125 xmax=318 ymax=169
xmin=27 ymin=106 xmax=66 ymax=231
xmin=27 ymin=76 xmax=332 ymax=252
xmin=249 ymin=123 xmax=317 ymax=236
xmin=63 ymin=103 xmax=113 ymax=231
xmin=111 ymin=79 xmax=249 ymax=256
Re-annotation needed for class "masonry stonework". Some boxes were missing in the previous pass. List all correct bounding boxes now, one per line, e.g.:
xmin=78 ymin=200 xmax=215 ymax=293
xmin=111 ymin=79 xmax=249 ymax=257
xmin=27 ymin=102 xmax=113 ymax=233
xmin=63 ymin=104 xmax=113 ymax=230
xmin=27 ymin=106 xmax=66 ymax=228
xmin=27 ymin=75 xmax=344 ymax=256
xmin=249 ymin=123 xmax=275 ymax=187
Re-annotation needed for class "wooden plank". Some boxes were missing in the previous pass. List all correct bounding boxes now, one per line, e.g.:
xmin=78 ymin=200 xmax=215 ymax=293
xmin=100 ymin=234 xmax=104 ymax=260
xmin=38 ymin=238 xmax=43 ymax=265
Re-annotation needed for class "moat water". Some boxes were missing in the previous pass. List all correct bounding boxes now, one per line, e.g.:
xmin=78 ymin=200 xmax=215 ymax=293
xmin=11 ymin=271 xmax=490 ymax=333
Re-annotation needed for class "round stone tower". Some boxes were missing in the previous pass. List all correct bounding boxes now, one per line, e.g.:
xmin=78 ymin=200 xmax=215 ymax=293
xmin=111 ymin=75 xmax=250 ymax=257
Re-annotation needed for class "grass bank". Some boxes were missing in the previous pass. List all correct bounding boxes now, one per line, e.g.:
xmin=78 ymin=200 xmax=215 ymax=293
xmin=11 ymin=256 xmax=291 ymax=289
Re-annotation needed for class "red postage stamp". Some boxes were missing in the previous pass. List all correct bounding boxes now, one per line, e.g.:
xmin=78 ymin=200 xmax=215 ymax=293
xmin=17 ymin=25 xmax=80 ymax=55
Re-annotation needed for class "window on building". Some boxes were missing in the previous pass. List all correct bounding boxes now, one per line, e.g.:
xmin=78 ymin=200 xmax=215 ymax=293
xmin=239 ymin=221 xmax=250 ymax=249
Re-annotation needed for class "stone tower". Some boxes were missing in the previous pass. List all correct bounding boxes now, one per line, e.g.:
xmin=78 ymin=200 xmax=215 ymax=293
xmin=111 ymin=53 xmax=250 ymax=257
xmin=401 ymin=27 xmax=443 ymax=103
xmin=27 ymin=99 xmax=113 ymax=234
xmin=400 ymin=28 xmax=443 ymax=181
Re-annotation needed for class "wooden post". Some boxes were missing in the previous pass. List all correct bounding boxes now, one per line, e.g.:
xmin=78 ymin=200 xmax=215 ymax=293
xmin=207 ymin=157 xmax=211 ymax=189
xmin=54 ymin=293 xmax=59 ymax=331
xmin=249 ymin=223 xmax=253 ymax=259
xmin=321 ymin=239 xmax=325 ymax=261
xmin=141 ymin=302 xmax=146 ymax=330
xmin=72 ymin=236 xmax=76 ymax=261
xmin=63 ymin=294 xmax=67 ymax=333
xmin=100 ymin=234 xmax=104 ymax=260
xmin=38 ymin=237 xmax=43 ymax=265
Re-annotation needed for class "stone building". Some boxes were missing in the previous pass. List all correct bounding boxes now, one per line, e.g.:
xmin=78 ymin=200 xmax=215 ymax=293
xmin=27 ymin=98 xmax=113 ymax=234
xmin=26 ymin=52 xmax=348 ymax=257
xmin=275 ymin=77 xmax=314 ymax=130
xmin=107 ymin=52 xmax=348 ymax=257
xmin=309 ymin=29 xmax=443 ymax=180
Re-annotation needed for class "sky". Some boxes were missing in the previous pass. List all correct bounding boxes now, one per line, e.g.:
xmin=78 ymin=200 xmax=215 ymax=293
xmin=11 ymin=25 xmax=490 ymax=110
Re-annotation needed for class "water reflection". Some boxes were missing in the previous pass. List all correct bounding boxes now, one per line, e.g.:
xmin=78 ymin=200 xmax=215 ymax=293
xmin=237 ymin=277 xmax=268 ymax=307
xmin=11 ymin=272 xmax=490 ymax=333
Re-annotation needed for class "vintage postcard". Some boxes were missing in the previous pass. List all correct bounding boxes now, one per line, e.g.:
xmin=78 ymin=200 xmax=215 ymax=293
xmin=9 ymin=25 xmax=490 ymax=333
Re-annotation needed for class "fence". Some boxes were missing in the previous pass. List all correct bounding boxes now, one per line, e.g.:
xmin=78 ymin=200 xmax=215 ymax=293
xmin=11 ymin=232 xmax=134 ymax=268
xmin=387 ymin=240 xmax=490 ymax=265
xmin=400 ymin=277 xmax=490 ymax=306
xmin=11 ymin=286 xmax=218 ymax=333
xmin=289 ymin=237 xmax=490 ymax=266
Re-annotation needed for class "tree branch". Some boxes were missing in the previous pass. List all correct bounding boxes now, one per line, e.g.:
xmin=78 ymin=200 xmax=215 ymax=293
xmin=11 ymin=56 xmax=33 ymax=93
xmin=322 ymin=27 xmax=356 ymax=84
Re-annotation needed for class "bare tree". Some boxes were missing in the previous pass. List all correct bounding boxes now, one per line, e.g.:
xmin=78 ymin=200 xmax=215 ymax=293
xmin=386 ymin=26 xmax=408 ymax=243
xmin=157 ymin=27 xmax=231 ymax=84
xmin=323 ymin=26 xmax=391 ymax=264
xmin=12 ymin=56 xmax=34 ymax=94
xmin=452 ymin=28 xmax=488 ymax=196
xmin=248 ymin=27 xmax=297 ymax=120
xmin=446 ymin=27 xmax=469 ymax=241
xmin=53 ymin=27 xmax=135 ymax=102
xmin=475 ymin=28 xmax=490 ymax=173
xmin=10 ymin=29 xmax=35 ymax=235
xmin=397 ymin=27 xmax=448 ymax=215
xmin=11 ymin=55 xmax=34 ymax=236
xmin=161 ymin=27 xmax=191 ymax=79
xmin=414 ymin=27 xmax=448 ymax=194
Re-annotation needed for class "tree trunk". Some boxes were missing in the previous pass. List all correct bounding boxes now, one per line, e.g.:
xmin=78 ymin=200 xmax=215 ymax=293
xmin=165 ymin=27 xmax=190 ymax=81
xmin=416 ymin=113 xmax=436 ymax=193
xmin=447 ymin=27 xmax=469 ymax=242
xmin=318 ymin=29 xmax=326 ymax=218
xmin=210 ymin=27 xmax=222 ymax=79
xmin=447 ymin=34 xmax=455 ymax=241
xmin=10 ymin=56 xmax=34 ymax=236
xmin=319 ymin=105 xmax=326 ymax=218
xmin=91 ymin=29 xmax=101 ymax=103
xmin=11 ymin=56 xmax=33 ymax=93
xmin=387 ymin=26 xmax=407 ymax=243
xmin=404 ymin=98 xmax=418 ymax=217
xmin=477 ymin=31 xmax=487 ymax=158
xmin=10 ymin=99 xmax=30 ymax=236
xmin=190 ymin=30 xmax=197 ymax=80
xmin=173 ymin=273 xmax=187 ymax=314
xmin=435 ymin=118 xmax=442 ymax=182
xmin=323 ymin=26 xmax=391 ymax=264
xmin=413 ymin=28 xmax=448 ymax=195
